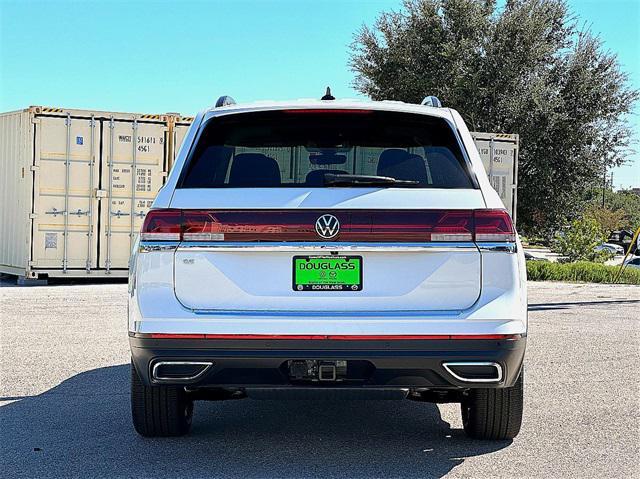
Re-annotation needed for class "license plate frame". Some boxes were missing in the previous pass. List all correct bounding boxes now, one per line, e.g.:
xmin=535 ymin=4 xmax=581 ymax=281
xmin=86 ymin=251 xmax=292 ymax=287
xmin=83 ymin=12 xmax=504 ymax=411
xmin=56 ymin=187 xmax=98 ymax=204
xmin=292 ymin=255 xmax=363 ymax=291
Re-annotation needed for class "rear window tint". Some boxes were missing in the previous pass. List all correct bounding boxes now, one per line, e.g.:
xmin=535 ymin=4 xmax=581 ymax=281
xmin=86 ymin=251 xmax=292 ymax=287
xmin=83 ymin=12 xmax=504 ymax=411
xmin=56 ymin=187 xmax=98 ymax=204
xmin=178 ymin=110 xmax=474 ymax=188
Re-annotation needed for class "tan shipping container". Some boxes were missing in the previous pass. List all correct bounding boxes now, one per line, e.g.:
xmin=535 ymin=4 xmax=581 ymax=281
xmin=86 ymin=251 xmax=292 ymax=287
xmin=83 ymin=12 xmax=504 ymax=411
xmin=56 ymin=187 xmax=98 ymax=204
xmin=470 ymin=132 xmax=519 ymax=223
xmin=0 ymin=106 xmax=188 ymax=283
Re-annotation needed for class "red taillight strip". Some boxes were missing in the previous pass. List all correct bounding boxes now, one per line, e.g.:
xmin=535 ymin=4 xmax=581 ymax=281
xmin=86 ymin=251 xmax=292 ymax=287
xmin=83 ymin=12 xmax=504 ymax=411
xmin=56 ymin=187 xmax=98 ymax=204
xmin=140 ymin=209 xmax=515 ymax=243
xmin=147 ymin=333 xmax=521 ymax=340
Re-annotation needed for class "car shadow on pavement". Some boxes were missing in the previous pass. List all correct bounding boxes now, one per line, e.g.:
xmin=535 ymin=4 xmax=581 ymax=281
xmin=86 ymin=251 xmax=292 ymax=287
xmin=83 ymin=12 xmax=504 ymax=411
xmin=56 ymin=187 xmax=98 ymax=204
xmin=1 ymin=365 xmax=511 ymax=479
xmin=528 ymin=299 xmax=640 ymax=311
xmin=0 ymin=273 xmax=128 ymax=288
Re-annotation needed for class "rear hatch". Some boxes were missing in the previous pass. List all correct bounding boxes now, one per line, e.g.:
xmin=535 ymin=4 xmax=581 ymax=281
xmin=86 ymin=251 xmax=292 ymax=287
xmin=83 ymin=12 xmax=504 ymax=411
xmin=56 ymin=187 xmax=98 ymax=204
xmin=143 ymin=109 xmax=511 ymax=313
xmin=169 ymin=202 xmax=484 ymax=312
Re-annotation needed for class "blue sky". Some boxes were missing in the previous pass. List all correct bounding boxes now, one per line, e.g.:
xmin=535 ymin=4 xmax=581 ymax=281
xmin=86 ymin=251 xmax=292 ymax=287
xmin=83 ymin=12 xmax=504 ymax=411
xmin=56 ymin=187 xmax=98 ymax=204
xmin=1 ymin=0 xmax=638 ymax=188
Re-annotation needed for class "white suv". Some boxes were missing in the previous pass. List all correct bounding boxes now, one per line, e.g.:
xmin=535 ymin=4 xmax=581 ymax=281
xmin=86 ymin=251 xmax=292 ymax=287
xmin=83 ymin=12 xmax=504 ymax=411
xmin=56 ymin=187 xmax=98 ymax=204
xmin=128 ymin=94 xmax=527 ymax=440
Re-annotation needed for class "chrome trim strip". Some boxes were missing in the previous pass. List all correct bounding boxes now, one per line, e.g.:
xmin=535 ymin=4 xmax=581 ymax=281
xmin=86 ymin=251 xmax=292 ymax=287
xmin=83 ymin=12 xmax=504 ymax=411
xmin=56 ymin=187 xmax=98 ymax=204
xmin=477 ymin=242 xmax=517 ymax=253
xmin=442 ymin=361 xmax=503 ymax=383
xmin=176 ymin=241 xmax=478 ymax=253
xmin=139 ymin=241 xmax=179 ymax=253
xmin=151 ymin=361 xmax=213 ymax=383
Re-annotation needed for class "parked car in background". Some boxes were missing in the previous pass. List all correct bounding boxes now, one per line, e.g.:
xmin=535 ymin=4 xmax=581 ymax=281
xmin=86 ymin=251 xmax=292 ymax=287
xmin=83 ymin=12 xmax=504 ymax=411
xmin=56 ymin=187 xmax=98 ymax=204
xmin=607 ymin=229 xmax=635 ymax=254
xmin=623 ymin=257 xmax=640 ymax=269
xmin=128 ymin=93 xmax=527 ymax=441
xmin=524 ymin=251 xmax=549 ymax=262
xmin=594 ymin=243 xmax=625 ymax=255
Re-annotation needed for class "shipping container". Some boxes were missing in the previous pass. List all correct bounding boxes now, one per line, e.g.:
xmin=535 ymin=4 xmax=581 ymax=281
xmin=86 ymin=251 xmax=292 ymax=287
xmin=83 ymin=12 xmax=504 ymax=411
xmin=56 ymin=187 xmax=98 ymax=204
xmin=0 ymin=108 xmax=519 ymax=284
xmin=470 ymin=132 xmax=519 ymax=223
xmin=0 ymin=106 xmax=188 ymax=283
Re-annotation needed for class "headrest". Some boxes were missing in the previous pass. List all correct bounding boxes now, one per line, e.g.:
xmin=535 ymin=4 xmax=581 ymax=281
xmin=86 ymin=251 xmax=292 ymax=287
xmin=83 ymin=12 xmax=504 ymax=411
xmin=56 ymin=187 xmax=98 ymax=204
xmin=377 ymin=149 xmax=427 ymax=183
xmin=423 ymin=147 xmax=469 ymax=187
xmin=228 ymin=153 xmax=281 ymax=187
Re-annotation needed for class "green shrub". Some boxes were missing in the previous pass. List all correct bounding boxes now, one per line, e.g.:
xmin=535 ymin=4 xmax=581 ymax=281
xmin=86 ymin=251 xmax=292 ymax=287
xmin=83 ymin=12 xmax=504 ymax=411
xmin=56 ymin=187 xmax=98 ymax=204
xmin=551 ymin=216 xmax=610 ymax=263
xmin=526 ymin=261 xmax=640 ymax=284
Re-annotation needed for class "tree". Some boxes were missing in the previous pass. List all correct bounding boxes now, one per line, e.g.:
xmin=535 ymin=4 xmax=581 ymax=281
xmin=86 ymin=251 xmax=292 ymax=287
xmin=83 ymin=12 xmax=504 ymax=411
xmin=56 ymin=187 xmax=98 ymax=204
xmin=585 ymin=205 xmax=626 ymax=235
xmin=349 ymin=0 xmax=638 ymax=236
xmin=606 ymin=190 xmax=640 ymax=232
xmin=584 ymin=187 xmax=640 ymax=232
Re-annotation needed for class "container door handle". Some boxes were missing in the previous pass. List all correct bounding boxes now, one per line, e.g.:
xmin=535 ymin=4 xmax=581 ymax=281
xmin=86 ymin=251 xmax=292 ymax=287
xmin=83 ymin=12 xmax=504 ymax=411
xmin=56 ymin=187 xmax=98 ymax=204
xmin=45 ymin=208 xmax=66 ymax=217
xmin=110 ymin=210 xmax=130 ymax=218
xmin=70 ymin=209 xmax=90 ymax=217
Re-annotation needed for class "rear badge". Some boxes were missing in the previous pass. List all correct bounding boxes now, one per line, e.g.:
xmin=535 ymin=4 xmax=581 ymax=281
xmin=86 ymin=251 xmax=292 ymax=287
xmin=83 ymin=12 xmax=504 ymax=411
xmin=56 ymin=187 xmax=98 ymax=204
xmin=315 ymin=214 xmax=340 ymax=239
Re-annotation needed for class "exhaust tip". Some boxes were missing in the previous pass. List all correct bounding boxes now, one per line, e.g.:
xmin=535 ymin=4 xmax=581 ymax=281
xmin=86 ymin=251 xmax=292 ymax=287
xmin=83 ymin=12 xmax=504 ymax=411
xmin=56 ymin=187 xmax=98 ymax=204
xmin=442 ymin=362 xmax=503 ymax=383
xmin=151 ymin=361 xmax=213 ymax=383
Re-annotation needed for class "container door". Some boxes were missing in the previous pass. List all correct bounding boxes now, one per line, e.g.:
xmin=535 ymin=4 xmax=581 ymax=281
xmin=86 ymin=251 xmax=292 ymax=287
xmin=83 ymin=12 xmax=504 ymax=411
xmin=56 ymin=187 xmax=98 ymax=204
xmin=98 ymin=119 xmax=167 ymax=270
xmin=472 ymin=136 xmax=517 ymax=218
xmin=32 ymin=115 xmax=100 ymax=270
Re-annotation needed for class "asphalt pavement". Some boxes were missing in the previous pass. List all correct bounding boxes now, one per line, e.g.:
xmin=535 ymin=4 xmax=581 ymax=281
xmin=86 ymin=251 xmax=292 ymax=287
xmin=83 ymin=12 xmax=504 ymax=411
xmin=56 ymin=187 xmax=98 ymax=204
xmin=1 ymin=278 xmax=638 ymax=478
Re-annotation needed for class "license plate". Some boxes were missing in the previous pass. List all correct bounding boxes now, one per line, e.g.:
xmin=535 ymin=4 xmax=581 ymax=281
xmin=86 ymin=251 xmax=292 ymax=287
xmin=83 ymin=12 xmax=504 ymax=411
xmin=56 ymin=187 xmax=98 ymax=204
xmin=293 ymin=256 xmax=362 ymax=291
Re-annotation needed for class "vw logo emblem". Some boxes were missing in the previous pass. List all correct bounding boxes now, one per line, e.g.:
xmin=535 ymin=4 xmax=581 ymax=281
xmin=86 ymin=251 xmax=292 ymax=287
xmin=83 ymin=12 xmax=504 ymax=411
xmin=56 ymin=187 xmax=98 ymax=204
xmin=315 ymin=214 xmax=340 ymax=239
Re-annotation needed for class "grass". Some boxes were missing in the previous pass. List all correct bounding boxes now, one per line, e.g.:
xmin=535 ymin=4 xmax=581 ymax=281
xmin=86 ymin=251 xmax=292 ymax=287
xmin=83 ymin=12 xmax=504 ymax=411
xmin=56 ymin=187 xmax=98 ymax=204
xmin=526 ymin=260 xmax=640 ymax=285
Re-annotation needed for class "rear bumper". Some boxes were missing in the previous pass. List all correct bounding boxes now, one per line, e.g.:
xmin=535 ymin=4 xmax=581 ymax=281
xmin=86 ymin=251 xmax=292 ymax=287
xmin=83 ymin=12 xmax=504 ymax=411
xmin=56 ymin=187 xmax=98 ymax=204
xmin=129 ymin=335 xmax=526 ymax=389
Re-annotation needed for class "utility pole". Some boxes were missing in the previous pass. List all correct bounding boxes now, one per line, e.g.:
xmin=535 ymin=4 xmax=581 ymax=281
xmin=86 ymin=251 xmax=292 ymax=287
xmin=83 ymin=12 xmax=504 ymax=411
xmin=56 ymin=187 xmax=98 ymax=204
xmin=610 ymin=172 xmax=614 ymax=195
xmin=602 ymin=166 xmax=607 ymax=208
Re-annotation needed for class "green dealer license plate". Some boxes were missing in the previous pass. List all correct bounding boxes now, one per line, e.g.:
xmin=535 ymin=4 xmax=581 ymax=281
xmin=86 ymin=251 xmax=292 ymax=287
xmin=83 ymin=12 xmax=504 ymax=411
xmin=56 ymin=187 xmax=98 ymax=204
xmin=293 ymin=256 xmax=363 ymax=291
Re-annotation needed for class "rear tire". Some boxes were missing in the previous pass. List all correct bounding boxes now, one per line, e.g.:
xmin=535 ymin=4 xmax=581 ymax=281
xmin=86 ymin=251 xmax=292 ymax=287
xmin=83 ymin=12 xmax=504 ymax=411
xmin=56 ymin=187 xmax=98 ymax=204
xmin=130 ymin=362 xmax=194 ymax=437
xmin=461 ymin=366 xmax=524 ymax=440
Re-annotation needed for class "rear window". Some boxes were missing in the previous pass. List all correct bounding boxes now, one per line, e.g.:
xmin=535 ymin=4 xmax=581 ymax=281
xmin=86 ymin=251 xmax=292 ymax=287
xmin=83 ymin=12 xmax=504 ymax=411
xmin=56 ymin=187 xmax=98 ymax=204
xmin=178 ymin=110 xmax=474 ymax=188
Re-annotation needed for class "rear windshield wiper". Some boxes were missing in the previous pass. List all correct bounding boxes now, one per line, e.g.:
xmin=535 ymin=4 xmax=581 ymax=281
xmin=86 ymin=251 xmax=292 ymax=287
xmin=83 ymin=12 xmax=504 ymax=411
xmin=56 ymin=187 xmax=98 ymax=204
xmin=323 ymin=174 xmax=420 ymax=187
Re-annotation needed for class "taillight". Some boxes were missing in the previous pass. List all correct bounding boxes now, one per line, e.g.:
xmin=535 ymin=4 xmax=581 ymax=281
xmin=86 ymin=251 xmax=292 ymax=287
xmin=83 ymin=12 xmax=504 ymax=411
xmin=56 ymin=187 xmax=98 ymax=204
xmin=140 ymin=209 xmax=182 ymax=241
xmin=366 ymin=210 xmax=473 ymax=242
xmin=474 ymin=209 xmax=516 ymax=242
xmin=430 ymin=210 xmax=473 ymax=241
xmin=367 ymin=210 xmax=513 ymax=243
xmin=182 ymin=211 xmax=226 ymax=241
